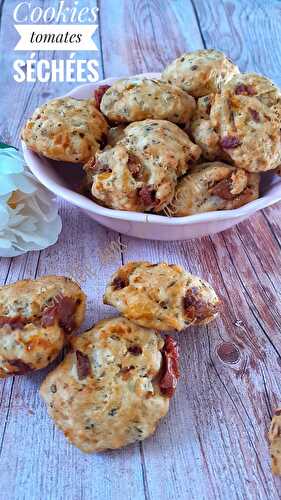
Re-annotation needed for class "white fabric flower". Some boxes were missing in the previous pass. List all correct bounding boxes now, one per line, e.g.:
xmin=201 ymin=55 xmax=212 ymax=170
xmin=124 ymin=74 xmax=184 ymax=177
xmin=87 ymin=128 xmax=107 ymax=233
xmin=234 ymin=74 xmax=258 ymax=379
xmin=0 ymin=145 xmax=62 ymax=257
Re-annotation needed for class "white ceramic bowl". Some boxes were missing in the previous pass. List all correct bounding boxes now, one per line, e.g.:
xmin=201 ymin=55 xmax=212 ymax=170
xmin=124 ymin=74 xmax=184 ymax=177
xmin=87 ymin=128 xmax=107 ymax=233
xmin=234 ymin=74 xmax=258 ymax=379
xmin=22 ymin=73 xmax=281 ymax=241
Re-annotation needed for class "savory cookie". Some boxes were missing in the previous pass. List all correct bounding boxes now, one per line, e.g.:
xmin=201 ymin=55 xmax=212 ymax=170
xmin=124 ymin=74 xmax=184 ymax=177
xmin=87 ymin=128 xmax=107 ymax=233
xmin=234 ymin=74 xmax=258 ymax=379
xmin=162 ymin=49 xmax=239 ymax=97
xmin=195 ymin=95 xmax=215 ymax=119
xmin=85 ymin=144 xmax=177 ymax=212
xmin=191 ymin=119 xmax=222 ymax=161
xmin=99 ymin=78 xmax=196 ymax=125
xmin=221 ymin=73 xmax=281 ymax=111
xmin=104 ymin=261 xmax=220 ymax=331
xmin=21 ymin=97 xmax=109 ymax=163
xmin=0 ymin=276 xmax=86 ymax=378
xmin=123 ymin=120 xmax=201 ymax=177
xmin=190 ymin=95 xmax=227 ymax=161
xmin=268 ymin=408 xmax=281 ymax=475
xmin=210 ymin=74 xmax=281 ymax=172
xmin=40 ymin=317 xmax=179 ymax=453
xmin=82 ymin=125 xmax=126 ymax=189
xmin=168 ymin=162 xmax=260 ymax=216
xmin=86 ymin=120 xmax=201 ymax=212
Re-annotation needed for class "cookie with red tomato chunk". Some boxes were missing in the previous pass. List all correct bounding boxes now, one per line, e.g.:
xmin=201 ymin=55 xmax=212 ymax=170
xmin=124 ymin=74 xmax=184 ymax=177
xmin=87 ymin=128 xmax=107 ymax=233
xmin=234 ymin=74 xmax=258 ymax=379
xmin=86 ymin=119 xmax=201 ymax=213
xmin=210 ymin=73 xmax=281 ymax=172
xmin=40 ymin=317 xmax=179 ymax=453
xmin=168 ymin=162 xmax=260 ymax=216
xmin=0 ymin=276 xmax=86 ymax=378
xmin=190 ymin=94 xmax=227 ymax=162
xmin=104 ymin=261 xmax=220 ymax=331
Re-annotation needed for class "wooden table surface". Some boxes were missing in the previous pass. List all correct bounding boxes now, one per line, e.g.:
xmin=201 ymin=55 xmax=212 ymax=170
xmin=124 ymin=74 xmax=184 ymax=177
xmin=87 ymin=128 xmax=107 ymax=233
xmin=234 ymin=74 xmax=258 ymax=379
xmin=1 ymin=1 xmax=281 ymax=499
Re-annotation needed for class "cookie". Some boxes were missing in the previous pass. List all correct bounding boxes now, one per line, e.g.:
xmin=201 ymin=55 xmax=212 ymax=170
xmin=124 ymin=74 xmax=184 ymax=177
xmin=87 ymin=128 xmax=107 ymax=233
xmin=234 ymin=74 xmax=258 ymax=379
xmin=168 ymin=162 xmax=260 ymax=216
xmin=40 ymin=317 xmax=179 ymax=453
xmin=269 ymin=408 xmax=281 ymax=475
xmin=104 ymin=261 xmax=220 ymax=331
xmin=221 ymin=73 xmax=281 ymax=111
xmin=210 ymin=74 xmax=281 ymax=172
xmin=162 ymin=49 xmax=239 ymax=97
xmin=99 ymin=78 xmax=196 ymax=125
xmin=191 ymin=116 xmax=223 ymax=161
xmin=86 ymin=120 xmax=201 ymax=212
xmin=190 ymin=95 xmax=226 ymax=161
xmin=0 ymin=276 xmax=86 ymax=378
xmin=21 ymin=97 xmax=109 ymax=163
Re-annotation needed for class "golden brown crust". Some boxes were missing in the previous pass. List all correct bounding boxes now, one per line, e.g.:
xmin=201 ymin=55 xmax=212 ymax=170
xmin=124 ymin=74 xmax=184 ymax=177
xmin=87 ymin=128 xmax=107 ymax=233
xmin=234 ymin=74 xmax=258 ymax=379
xmin=168 ymin=162 xmax=260 ymax=216
xmin=40 ymin=317 xmax=174 ymax=453
xmin=191 ymin=117 xmax=223 ymax=162
xmin=162 ymin=49 xmax=239 ymax=97
xmin=88 ymin=143 xmax=177 ymax=212
xmin=104 ymin=261 xmax=220 ymax=331
xmin=222 ymin=73 xmax=281 ymax=110
xmin=88 ymin=120 xmax=201 ymax=212
xmin=21 ymin=97 xmax=109 ymax=163
xmin=100 ymin=78 xmax=196 ymax=125
xmin=190 ymin=95 xmax=229 ymax=162
xmin=0 ymin=276 xmax=86 ymax=378
xmin=209 ymin=73 xmax=281 ymax=172
xmin=269 ymin=408 xmax=281 ymax=475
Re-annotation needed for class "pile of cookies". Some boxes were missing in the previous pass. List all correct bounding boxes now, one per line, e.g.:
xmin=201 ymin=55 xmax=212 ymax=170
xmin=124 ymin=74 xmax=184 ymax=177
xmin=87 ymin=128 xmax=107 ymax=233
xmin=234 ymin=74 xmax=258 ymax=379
xmin=0 ymin=262 xmax=220 ymax=453
xmin=22 ymin=49 xmax=281 ymax=216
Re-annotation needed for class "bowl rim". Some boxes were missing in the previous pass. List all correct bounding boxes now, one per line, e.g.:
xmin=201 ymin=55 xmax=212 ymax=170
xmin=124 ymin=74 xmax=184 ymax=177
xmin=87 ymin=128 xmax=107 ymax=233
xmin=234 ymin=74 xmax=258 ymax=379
xmin=22 ymin=72 xmax=281 ymax=226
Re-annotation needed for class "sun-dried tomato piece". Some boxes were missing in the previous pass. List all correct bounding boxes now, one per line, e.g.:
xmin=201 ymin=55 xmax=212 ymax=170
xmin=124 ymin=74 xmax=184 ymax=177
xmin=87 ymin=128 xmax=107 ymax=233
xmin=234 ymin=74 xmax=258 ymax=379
xmin=248 ymin=108 xmax=260 ymax=122
xmin=76 ymin=350 xmax=91 ymax=380
xmin=138 ymin=186 xmax=157 ymax=207
xmin=112 ymin=276 xmax=128 ymax=290
xmin=41 ymin=296 xmax=78 ymax=334
xmin=184 ymin=287 xmax=218 ymax=322
xmin=235 ymin=84 xmax=256 ymax=96
xmin=159 ymin=336 xmax=180 ymax=398
xmin=220 ymin=136 xmax=241 ymax=149
xmin=128 ymin=153 xmax=143 ymax=180
xmin=209 ymin=178 xmax=236 ymax=200
xmin=128 ymin=345 xmax=142 ymax=355
xmin=94 ymin=85 xmax=111 ymax=110
xmin=8 ymin=359 xmax=33 ymax=374
xmin=0 ymin=316 xmax=28 ymax=330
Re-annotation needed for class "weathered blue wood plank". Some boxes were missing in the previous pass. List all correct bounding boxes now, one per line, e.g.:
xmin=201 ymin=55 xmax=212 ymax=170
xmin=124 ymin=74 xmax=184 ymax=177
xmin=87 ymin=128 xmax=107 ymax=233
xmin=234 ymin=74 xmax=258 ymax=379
xmin=0 ymin=0 xmax=281 ymax=498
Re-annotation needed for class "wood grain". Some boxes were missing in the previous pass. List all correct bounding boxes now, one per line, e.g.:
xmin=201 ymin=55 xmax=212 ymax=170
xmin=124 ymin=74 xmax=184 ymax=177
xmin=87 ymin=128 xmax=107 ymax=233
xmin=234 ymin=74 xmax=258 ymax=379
xmin=100 ymin=0 xmax=203 ymax=77
xmin=0 ymin=0 xmax=281 ymax=498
